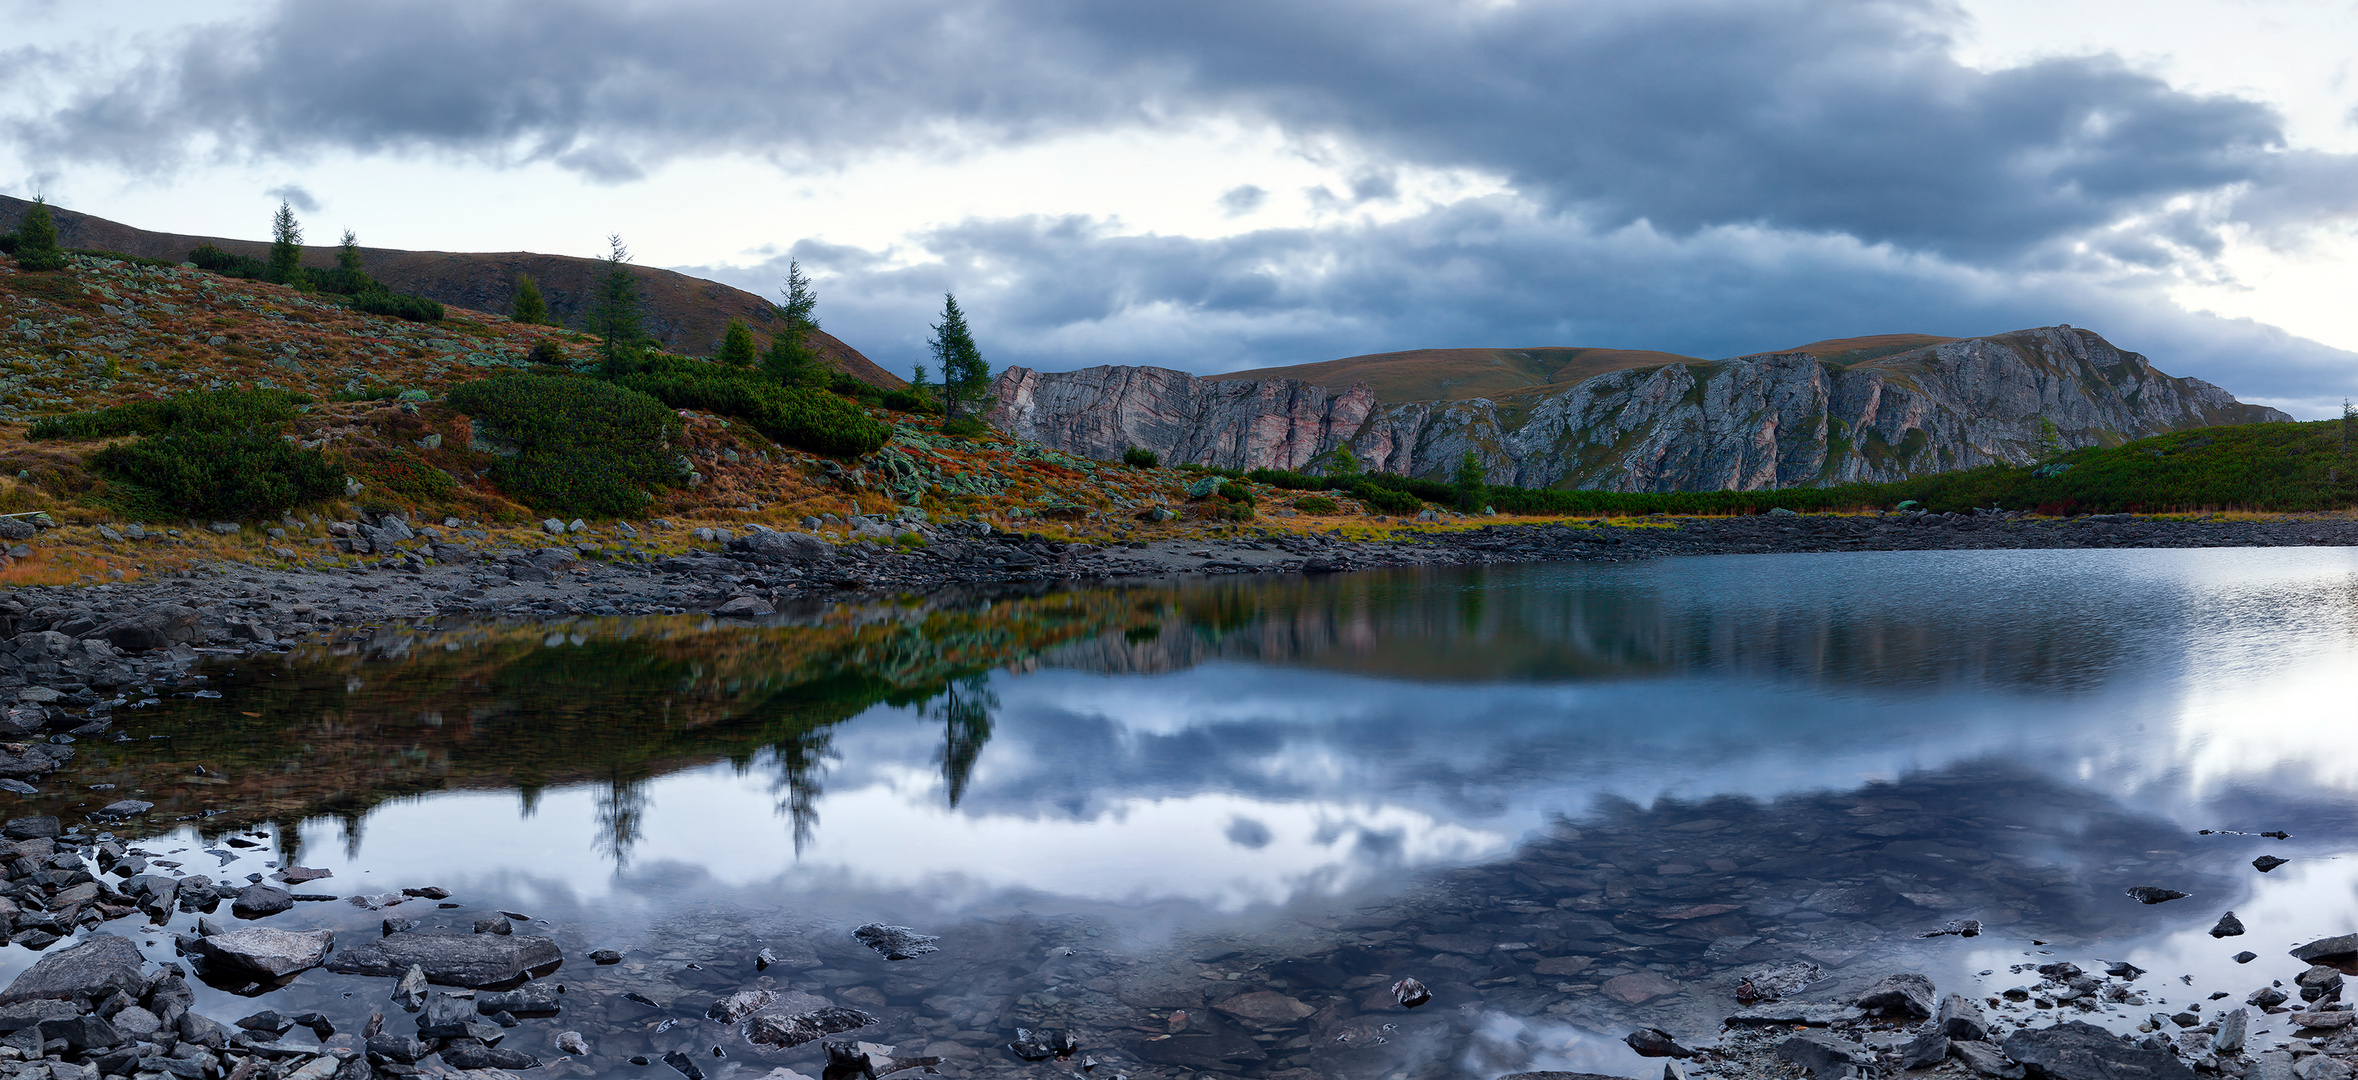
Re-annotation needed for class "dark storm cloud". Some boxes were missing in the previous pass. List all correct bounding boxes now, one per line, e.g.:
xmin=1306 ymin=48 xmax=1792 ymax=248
xmin=682 ymin=200 xmax=2358 ymax=414
xmin=19 ymin=0 xmax=2351 ymax=262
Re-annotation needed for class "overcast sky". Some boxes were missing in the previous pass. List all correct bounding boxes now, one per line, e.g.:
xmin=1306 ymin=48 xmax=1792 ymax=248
xmin=6 ymin=0 xmax=2356 ymax=415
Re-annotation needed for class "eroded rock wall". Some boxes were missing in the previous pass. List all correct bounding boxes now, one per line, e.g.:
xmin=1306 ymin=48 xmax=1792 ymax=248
xmin=988 ymin=327 xmax=2290 ymax=491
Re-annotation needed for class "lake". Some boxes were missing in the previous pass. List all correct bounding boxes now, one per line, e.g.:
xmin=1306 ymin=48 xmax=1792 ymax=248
xmin=28 ymin=547 xmax=2358 ymax=1079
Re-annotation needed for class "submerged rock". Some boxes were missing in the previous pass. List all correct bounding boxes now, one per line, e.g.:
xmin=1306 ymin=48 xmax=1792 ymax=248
xmin=851 ymin=923 xmax=938 ymax=961
xmin=2124 ymin=886 xmax=2188 ymax=905
xmin=746 ymin=1004 xmax=877 ymax=1049
xmin=325 ymin=930 xmax=562 ymax=986
xmin=2254 ymin=856 xmax=2289 ymax=873
xmin=1391 ymin=976 xmax=1432 ymax=1008
xmin=1626 ymin=1027 xmax=1698 ymax=1058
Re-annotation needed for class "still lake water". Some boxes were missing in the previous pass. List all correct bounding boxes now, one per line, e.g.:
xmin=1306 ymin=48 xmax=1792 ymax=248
xmin=32 ymin=548 xmax=2358 ymax=1079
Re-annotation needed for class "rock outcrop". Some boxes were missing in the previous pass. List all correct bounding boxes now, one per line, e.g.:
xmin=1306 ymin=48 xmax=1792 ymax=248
xmin=989 ymin=327 xmax=2289 ymax=491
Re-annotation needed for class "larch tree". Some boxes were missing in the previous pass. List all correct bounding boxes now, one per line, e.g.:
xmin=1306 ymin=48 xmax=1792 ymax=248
xmin=591 ymin=235 xmax=648 ymax=375
xmin=512 ymin=273 xmax=548 ymax=325
xmin=929 ymin=293 xmax=988 ymax=421
xmin=12 ymin=197 xmax=65 ymax=272
xmin=763 ymin=260 xmax=822 ymax=387
xmin=265 ymin=201 xmax=306 ymax=287
xmin=717 ymin=319 xmax=758 ymax=368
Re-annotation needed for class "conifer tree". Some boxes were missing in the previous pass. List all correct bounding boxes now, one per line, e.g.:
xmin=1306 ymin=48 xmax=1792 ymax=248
xmin=929 ymin=293 xmax=988 ymax=421
xmin=266 ymin=201 xmax=306 ymax=286
xmin=13 ymin=197 xmax=65 ymax=272
xmin=909 ymin=363 xmax=932 ymax=403
xmin=717 ymin=319 xmax=757 ymax=368
xmin=591 ymin=235 xmax=647 ymax=375
xmin=336 ymin=229 xmax=364 ymax=273
xmin=762 ymin=260 xmax=821 ymax=387
xmin=512 ymin=273 xmax=548 ymax=325
xmin=1453 ymin=450 xmax=1487 ymax=511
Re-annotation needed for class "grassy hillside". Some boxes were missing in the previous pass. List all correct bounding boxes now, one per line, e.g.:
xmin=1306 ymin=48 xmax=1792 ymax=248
xmin=0 ymin=194 xmax=903 ymax=389
xmin=1782 ymin=333 xmax=1960 ymax=366
xmin=1219 ymin=346 xmax=1702 ymax=402
xmin=1218 ymin=336 xmax=1971 ymax=405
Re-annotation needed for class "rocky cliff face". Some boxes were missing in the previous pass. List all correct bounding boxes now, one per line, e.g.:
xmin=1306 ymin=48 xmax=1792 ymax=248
xmin=989 ymin=326 xmax=2290 ymax=491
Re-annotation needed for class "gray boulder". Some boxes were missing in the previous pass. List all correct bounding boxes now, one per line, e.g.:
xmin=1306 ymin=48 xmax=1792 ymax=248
xmin=90 ymin=604 xmax=201 ymax=652
xmin=2002 ymin=1020 xmax=2196 ymax=1080
xmin=729 ymin=530 xmax=835 ymax=562
xmin=324 ymin=931 xmax=562 ymax=987
xmin=1778 ymin=1034 xmax=1878 ymax=1080
xmin=1939 ymin=993 xmax=1993 ymax=1042
xmin=0 ymin=933 xmax=145 ymax=1005
xmin=713 ymin=595 xmax=776 ymax=617
xmin=1857 ymin=973 xmax=1936 ymax=1019
xmin=2292 ymin=934 xmax=2358 ymax=965
xmin=198 ymin=928 xmax=333 ymax=978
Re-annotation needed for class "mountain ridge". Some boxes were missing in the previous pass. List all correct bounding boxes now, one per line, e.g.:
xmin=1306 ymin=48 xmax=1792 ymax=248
xmin=0 ymin=194 xmax=905 ymax=389
xmin=992 ymin=326 xmax=2291 ymax=492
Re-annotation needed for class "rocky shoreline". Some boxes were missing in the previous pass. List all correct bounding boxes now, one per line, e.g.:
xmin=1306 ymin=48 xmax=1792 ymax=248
xmin=0 ymin=510 xmax=2351 ymax=648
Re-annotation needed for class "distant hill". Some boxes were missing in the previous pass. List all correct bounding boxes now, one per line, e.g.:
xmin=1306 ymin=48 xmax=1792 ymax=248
xmin=0 ymin=195 xmax=904 ymax=390
xmin=1782 ymin=333 xmax=1962 ymax=366
xmin=1220 ymin=346 xmax=1702 ymax=403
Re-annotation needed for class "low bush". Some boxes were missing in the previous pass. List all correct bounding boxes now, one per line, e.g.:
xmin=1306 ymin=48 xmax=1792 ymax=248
xmin=351 ymin=291 xmax=444 ymax=323
xmin=90 ymin=432 xmax=345 ymax=519
xmin=616 ymin=359 xmax=890 ymax=458
xmin=1216 ymin=481 xmax=1253 ymax=504
xmin=1291 ymin=495 xmax=1339 ymax=515
xmin=1123 ymin=447 xmax=1159 ymax=468
xmin=446 ymin=373 xmax=684 ymax=517
xmin=1352 ymin=484 xmax=1424 ymax=515
xmin=527 ymin=340 xmax=569 ymax=367
xmin=28 ymin=388 xmax=307 ymax=441
xmin=939 ymin=417 xmax=988 ymax=439
xmin=188 ymin=243 xmax=267 ymax=279
xmin=881 ymin=390 xmax=936 ymax=414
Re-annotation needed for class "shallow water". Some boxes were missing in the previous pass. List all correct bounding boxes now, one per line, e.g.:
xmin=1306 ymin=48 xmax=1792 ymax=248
xmin=22 ymin=548 xmax=2358 ymax=1079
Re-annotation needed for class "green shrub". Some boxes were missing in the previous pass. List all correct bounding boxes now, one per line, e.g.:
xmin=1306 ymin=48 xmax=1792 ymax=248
xmin=939 ymin=417 xmax=987 ymax=439
xmin=527 ymin=340 xmax=569 ymax=367
xmin=0 ymin=232 xmax=14 ymax=255
xmin=881 ymin=390 xmax=936 ymax=414
xmin=307 ymin=265 xmax=375 ymax=296
xmin=1352 ymin=484 xmax=1424 ymax=515
xmin=445 ymin=373 xmax=684 ymax=517
xmin=351 ymin=291 xmax=444 ymax=322
xmin=28 ymin=388 xmax=307 ymax=441
xmin=1216 ymin=481 xmax=1253 ymax=504
xmin=329 ymin=384 xmax=401 ymax=403
xmin=188 ymin=242 xmax=267 ymax=279
xmin=618 ymin=360 xmax=890 ymax=458
xmin=1291 ymin=495 xmax=1339 ymax=515
xmin=1123 ymin=447 xmax=1159 ymax=468
xmin=91 ymin=432 xmax=344 ymax=519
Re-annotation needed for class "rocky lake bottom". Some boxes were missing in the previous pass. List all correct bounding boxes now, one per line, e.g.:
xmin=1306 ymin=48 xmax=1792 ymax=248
xmin=0 ymin=547 xmax=2349 ymax=1080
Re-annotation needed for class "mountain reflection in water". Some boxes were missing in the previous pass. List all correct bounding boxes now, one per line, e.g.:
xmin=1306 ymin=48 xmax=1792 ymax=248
xmin=28 ymin=547 xmax=2358 ymax=1079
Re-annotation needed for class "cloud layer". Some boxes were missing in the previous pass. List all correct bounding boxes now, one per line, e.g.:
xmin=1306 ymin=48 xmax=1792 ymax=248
xmin=12 ymin=0 xmax=2358 ymax=410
